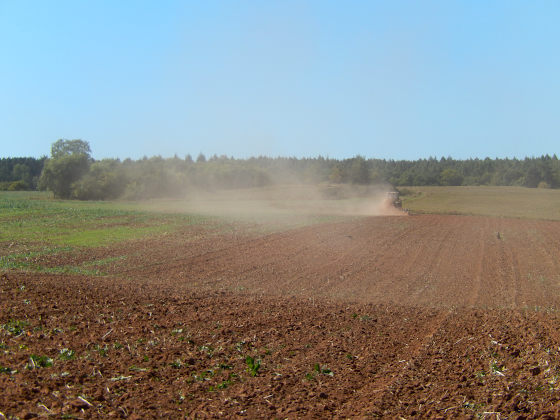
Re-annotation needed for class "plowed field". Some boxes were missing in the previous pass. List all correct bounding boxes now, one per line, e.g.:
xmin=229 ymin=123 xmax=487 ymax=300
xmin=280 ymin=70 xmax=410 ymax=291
xmin=2 ymin=214 xmax=560 ymax=418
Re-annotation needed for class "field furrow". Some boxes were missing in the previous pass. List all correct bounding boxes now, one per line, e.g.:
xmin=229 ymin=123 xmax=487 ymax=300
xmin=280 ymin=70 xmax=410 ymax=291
xmin=3 ymin=209 xmax=560 ymax=418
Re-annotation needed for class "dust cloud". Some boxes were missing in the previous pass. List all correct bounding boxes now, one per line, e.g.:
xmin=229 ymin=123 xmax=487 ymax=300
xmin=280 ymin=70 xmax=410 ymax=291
xmin=135 ymin=184 xmax=406 ymax=226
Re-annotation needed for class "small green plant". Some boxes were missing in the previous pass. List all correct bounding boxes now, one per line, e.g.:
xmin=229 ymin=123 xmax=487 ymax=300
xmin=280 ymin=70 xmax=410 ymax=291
xmin=209 ymin=380 xmax=232 ymax=391
xmin=193 ymin=369 xmax=214 ymax=381
xmin=245 ymin=356 xmax=261 ymax=377
xmin=2 ymin=320 xmax=29 ymax=336
xmin=170 ymin=359 xmax=183 ymax=369
xmin=58 ymin=348 xmax=75 ymax=360
xmin=0 ymin=365 xmax=15 ymax=374
xmin=322 ymin=367 xmax=333 ymax=376
xmin=310 ymin=363 xmax=334 ymax=377
xmin=28 ymin=354 xmax=53 ymax=368
xmin=200 ymin=345 xmax=214 ymax=357
xmin=94 ymin=344 xmax=108 ymax=357
xmin=171 ymin=328 xmax=183 ymax=336
xmin=490 ymin=361 xmax=504 ymax=375
xmin=217 ymin=380 xmax=231 ymax=389
xmin=463 ymin=400 xmax=485 ymax=412
xmin=177 ymin=392 xmax=186 ymax=404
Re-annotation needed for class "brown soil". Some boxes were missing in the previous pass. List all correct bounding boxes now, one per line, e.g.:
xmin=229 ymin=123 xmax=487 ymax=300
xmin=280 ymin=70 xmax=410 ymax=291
xmin=2 ymin=214 xmax=560 ymax=418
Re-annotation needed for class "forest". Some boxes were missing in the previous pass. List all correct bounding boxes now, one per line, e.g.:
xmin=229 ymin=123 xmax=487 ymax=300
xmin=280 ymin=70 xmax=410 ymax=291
xmin=1 ymin=139 xmax=559 ymax=199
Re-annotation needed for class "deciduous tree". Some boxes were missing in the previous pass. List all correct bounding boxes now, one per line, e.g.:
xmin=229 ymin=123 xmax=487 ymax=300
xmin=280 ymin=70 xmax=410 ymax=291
xmin=39 ymin=139 xmax=92 ymax=198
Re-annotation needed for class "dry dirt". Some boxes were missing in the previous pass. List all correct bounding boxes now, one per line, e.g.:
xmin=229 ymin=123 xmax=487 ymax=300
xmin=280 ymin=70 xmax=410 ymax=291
xmin=2 ymin=214 xmax=560 ymax=418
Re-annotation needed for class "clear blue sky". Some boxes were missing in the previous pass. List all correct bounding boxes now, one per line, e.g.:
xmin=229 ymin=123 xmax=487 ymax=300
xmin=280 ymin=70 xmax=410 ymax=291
xmin=1 ymin=1 xmax=559 ymax=160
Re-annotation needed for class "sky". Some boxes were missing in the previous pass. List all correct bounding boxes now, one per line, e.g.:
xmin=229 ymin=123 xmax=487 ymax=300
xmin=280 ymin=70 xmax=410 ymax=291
xmin=1 ymin=1 xmax=559 ymax=161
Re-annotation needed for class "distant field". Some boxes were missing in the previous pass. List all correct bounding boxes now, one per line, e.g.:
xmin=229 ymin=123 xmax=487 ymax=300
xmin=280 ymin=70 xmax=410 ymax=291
xmin=0 ymin=187 xmax=374 ymax=275
xmin=400 ymin=186 xmax=560 ymax=220
xmin=3 ymin=185 xmax=559 ymax=276
xmin=0 ymin=191 xmax=213 ymax=247
xmin=0 ymin=185 xmax=392 ymax=245
xmin=0 ymin=191 xmax=217 ymax=275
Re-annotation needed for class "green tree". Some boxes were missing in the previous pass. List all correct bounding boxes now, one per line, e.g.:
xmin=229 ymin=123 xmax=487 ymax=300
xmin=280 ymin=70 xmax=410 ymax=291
xmin=7 ymin=180 xmax=28 ymax=191
xmin=440 ymin=168 xmax=463 ymax=186
xmin=51 ymin=139 xmax=92 ymax=158
xmin=12 ymin=163 xmax=32 ymax=186
xmin=328 ymin=166 xmax=342 ymax=183
xmin=524 ymin=166 xmax=541 ymax=188
xmin=39 ymin=139 xmax=92 ymax=198
xmin=349 ymin=156 xmax=369 ymax=184
xmin=72 ymin=159 xmax=126 ymax=200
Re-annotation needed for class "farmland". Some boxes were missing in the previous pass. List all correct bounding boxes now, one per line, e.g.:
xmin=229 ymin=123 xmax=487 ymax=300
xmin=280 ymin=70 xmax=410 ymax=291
xmin=1 ymin=187 xmax=560 ymax=418
xmin=400 ymin=185 xmax=560 ymax=220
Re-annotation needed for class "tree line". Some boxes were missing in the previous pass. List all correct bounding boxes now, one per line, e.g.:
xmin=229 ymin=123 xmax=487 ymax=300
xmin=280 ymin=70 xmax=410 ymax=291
xmin=2 ymin=139 xmax=559 ymax=199
xmin=0 ymin=157 xmax=47 ymax=191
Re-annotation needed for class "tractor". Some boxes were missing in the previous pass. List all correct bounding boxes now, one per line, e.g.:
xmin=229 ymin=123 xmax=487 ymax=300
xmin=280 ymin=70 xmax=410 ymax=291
xmin=386 ymin=191 xmax=402 ymax=209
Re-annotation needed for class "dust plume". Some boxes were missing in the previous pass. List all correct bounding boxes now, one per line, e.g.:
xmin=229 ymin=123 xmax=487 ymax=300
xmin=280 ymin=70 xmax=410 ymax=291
xmin=136 ymin=183 xmax=406 ymax=227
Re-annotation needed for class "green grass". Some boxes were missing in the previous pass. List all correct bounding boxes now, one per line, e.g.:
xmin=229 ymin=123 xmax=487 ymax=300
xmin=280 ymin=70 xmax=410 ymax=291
xmin=400 ymin=186 xmax=560 ymax=220
xmin=0 ymin=191 xmax=219 ymax=275
xmin=0 ymin=249 xmax=127 ymax=275
xmin=0 ymin=191 xmax=213 ymax=247
xmin=0 ymin=189 xmax=359 ymax=255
